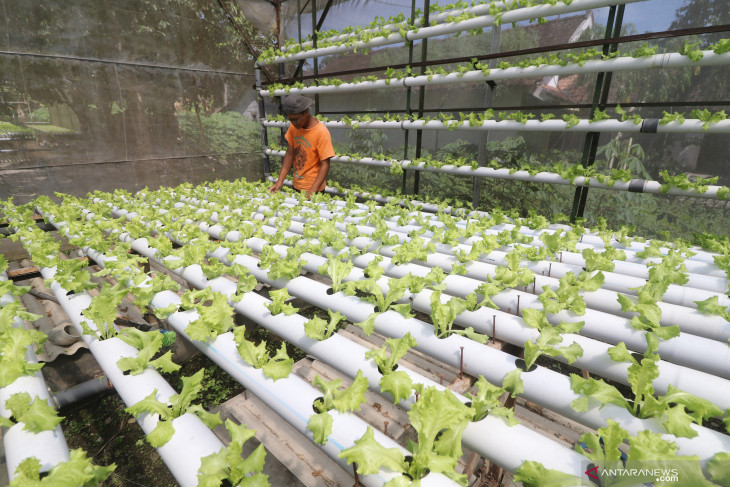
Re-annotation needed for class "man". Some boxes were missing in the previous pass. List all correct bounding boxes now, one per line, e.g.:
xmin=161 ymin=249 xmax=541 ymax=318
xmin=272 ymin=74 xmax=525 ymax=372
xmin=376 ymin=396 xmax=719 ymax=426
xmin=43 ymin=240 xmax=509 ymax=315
xmin=268 ymin=94 xmax=335 ymax=199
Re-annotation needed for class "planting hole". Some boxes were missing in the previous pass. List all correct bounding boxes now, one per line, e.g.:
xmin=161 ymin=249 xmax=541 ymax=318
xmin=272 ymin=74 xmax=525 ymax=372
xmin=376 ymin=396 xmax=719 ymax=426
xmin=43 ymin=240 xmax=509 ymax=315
xmin=514 ymin=358 xmax=537 ymax=373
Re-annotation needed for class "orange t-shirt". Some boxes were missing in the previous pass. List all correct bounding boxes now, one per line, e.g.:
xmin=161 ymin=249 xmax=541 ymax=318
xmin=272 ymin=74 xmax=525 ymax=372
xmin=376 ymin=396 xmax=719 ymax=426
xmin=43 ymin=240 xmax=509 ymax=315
xmin=285 ymin=121 xmax=335 ymax=192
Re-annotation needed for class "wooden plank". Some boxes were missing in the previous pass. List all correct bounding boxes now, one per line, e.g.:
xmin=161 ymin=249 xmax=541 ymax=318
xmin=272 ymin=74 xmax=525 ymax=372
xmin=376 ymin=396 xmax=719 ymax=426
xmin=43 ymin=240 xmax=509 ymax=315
xmin=7 ymin=266 xmax=41 ymax=280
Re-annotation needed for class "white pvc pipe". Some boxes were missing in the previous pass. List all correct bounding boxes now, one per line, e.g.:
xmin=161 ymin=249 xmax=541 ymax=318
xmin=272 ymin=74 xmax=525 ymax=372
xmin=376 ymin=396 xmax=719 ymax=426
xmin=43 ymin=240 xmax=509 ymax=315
xmin=259 ymin=0 xmax=646 ymax=65
xmin=281 ymin=0 xmax=598 ymax=52
xmin=90 ymin=337 xmax=225 ymax=487
xmin=89 ymin=188 xmax=730 ymax=464
xmin=265 ymin=148 xmax=730 ymax=201
xmin=261 ymin=196 xmax=729 ymax=309
xmin=266 ymin=181 xmax=721 ymax=266
xmin=222 ymin=225 xmax=730 ymax=398
xmin=132 ymin=190 xmax=730 ymax=375
xmin=263 ymin=50 xmax=730 ymax=96
xmin=104 ymin=202 xmax=723 ymax=478
xmin=263 ymin=117 xmax=730 ymax=134
xmin=281 ymin=274 xmax=730 ymax=465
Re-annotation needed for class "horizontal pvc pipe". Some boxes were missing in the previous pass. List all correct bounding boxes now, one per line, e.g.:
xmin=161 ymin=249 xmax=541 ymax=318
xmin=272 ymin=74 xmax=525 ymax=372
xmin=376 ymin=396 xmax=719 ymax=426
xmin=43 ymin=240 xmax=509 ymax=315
xmin=263 ymin=117 xmax=730 ymax=134
xmin=214 ymin=217 xmax=730 ymax=397
xmin=90 ymin=337 xmax=225 ymax=487
xmin=91 ymin=188 xmax=730 ymax=462
xmin=265 ymin=148 xmax=730 ymax=201
xmin=3 ymin=425 xmax=69 ymax=480
xmin=262 ymin=195 xmax=729 ymax=310
xmin=259 ymin=0 xmax=646 ymax=65
xmin=281 ymin=0 xmax=597 ymax=52
xmin=154 ymin=189 xmax=730 ymax=371
xmin=264 ymin=49 xmax=730 ymax=96
xmin=281 ymin=274 xmax=730 ymax=464
xmin=272 ymin=182 xmax=724 ymax=267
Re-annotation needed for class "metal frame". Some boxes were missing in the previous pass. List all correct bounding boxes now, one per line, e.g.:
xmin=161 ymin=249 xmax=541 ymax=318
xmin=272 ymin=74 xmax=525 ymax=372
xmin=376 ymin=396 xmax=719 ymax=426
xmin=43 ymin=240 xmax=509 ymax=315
xmin=257 ymin=2 xmax=728 ymax=216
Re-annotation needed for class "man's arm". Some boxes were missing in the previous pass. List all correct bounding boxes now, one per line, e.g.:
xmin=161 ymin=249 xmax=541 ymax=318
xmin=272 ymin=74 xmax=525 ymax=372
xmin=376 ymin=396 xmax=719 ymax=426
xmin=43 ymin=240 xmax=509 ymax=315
xmin=269 ymin=145 xmax=295 ymax=193
xmin=306 ymin=158 xmax=331 ymax=198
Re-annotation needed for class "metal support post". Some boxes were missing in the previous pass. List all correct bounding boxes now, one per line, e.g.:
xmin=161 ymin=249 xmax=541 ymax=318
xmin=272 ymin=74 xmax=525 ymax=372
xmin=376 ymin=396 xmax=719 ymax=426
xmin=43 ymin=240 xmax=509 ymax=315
xmin=256 ymin=66 xmax=272 ymax=180
xmin=312 ymin=0 xmax=319 ymax=114
xmin=570 ymin=5 xmax=625 ymax=221
xmin=402 ymin=0 xmax=418 ymax=194
xmin=412 ymin=0 xmax=430 ymax=196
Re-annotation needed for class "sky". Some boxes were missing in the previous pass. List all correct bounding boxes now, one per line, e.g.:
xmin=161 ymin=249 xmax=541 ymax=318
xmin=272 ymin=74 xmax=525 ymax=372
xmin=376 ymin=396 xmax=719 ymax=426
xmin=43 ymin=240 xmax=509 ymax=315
xmin=286 ymin=0 xmax=688 ymax=39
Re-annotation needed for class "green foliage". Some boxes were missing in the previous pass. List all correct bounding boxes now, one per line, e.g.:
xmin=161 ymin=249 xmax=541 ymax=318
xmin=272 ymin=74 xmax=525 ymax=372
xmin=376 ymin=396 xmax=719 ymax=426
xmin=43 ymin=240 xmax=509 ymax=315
xmin=125 ymin=369 xmax=222 ymax=447
xmin=10 ymin=449 xmax=115 ymax=487
xmin=197 ymin=420 xmax=269 ymax=487
xmin=308 ymin=371 xmax=368 ymax=444
xmin=0 ymin=392 xmax=64 ymax=433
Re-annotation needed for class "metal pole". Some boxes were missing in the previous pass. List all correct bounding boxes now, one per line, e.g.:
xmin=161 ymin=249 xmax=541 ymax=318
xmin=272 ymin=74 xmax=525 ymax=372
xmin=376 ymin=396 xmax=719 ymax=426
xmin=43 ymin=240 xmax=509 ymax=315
xmin=312 ymin=0 xmax=319 ymax=115
xmin=402 ymin=0 xmax=418 ymax=194
xmin=256 ymin=66 xmax=272 ymax=180
xmin=297 ymin=0 xmax=302 ymax=45
xmin=413 ymin=0 xmax=430 ymax=196
xmin=472 ymin=25 xmax=501 ymax=210
xmin=570 ymin=5 xmax=624 ymax=222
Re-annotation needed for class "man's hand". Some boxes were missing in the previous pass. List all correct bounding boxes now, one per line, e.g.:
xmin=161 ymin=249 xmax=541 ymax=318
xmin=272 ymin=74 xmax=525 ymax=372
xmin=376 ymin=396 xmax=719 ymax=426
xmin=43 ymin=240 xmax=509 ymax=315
xmin=269 ymin=181 xmax=283 ymax=194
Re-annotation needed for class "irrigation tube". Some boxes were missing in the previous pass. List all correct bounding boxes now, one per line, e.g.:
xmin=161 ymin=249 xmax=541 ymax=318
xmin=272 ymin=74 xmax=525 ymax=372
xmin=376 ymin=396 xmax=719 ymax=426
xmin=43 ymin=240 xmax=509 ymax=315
xmin=40 ymin=207 xmax=457 ymax=486
xmin=265 ymin=148 xmax=730 ymax=201
xmin=252 ymin=266 xmax=730 ymax=464
xmin=15 ymin=217 xmax=227 ymax=487
xmin=179 ymin=187 xmax=728 ymax=331
xmin=262 ymin=50 xmax=730 ymax=97
xmin=259 ymin=0 xmax=646 ymax=65
xmin=285 ymin=192 xmax=724 ymax=275
xmin=101 ymin=202 xmax=726 ymax=474
xmin=202 ymin=218 xmax=730 ymax=398
xmin=0 ymin=278 xmax=70 ymax=479
xmin=263 ymin=117 xmax=730 ymax=135
xmin=330 ymin=206 xmax=727 ymax=286
xmin=102 ymin=204 xmax=593 ymax=478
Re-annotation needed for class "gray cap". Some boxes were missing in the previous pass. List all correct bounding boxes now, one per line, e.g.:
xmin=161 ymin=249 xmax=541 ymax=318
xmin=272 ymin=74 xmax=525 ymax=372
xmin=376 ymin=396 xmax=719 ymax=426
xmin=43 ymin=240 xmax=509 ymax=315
xmin=282 ymin=94 xmax=314 ymax=114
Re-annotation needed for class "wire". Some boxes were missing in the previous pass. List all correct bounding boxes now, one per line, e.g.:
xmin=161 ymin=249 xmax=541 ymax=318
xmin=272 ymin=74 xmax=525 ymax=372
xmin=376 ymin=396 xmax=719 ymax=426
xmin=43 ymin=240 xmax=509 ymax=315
xmin=0 ymin=50 xmax=253 ymax=77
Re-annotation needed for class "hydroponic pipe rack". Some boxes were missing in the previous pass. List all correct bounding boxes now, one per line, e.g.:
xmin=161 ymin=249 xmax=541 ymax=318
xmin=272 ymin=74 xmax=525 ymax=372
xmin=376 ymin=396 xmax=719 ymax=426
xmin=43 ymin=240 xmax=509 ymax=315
xmin=3 ymin=179 xmax=730 ymax=486
xmin=264 ymin=148 xmax=730 ymax=201
xmin=257 ymin=0 xmax=646 ymax=65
